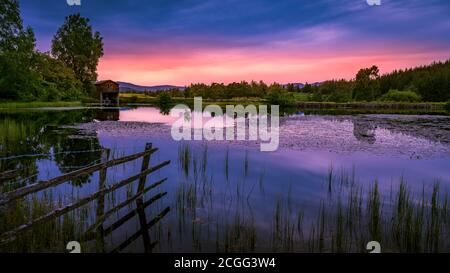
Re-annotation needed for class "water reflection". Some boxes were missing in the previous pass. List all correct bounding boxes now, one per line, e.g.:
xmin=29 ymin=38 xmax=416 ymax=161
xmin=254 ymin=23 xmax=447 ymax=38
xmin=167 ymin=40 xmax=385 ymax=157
xmin=0 ymin=139 xmax=171 ymax=253
xmin=353 ymin=118 xmax=377 ymax=144
xmin=1 ymin=107 xmax=450 ymax=253
xmin=95 ymin=109 xmax=120 ymax=121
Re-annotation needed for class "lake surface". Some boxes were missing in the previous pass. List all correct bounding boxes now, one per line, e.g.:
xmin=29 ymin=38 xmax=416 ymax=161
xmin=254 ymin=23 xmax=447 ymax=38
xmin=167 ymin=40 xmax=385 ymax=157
xmin=1 ymin=107 xmax=449 ymax=253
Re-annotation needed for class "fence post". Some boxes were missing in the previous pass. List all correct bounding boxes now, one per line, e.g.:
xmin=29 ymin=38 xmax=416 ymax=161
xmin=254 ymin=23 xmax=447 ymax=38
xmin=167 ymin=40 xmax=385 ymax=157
xmin=136 ymin=143 xmax=153 ymax=252
xmin=138 ymin=143 xmax=153 ymax=191
xmin=96 ymin=148 xmax=110 ymax=253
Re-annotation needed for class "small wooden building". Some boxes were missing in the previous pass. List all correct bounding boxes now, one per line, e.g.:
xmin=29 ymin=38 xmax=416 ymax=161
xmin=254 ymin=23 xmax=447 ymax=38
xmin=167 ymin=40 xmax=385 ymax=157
xmin=94 ymin=80 xmax=120 ymax=106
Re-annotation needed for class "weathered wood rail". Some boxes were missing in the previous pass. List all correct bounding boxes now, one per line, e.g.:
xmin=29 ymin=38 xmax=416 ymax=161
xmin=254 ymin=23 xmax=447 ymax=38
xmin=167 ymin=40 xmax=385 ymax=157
xmin=0 ymin=147 xmax=159 ymax=206
xmin=0 ymin=143 xmax=171 ymax=252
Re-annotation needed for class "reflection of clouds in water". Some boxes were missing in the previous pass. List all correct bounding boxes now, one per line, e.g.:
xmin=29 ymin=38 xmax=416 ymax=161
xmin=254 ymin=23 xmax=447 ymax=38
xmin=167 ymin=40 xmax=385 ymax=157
xmin=279 ymin=115 xmax=450 ymax=159
xmin=119 ymin=107 xmax=267 ymax=129
xmin=80 ymin=109 xmax=450 ymax=158
xmin=79 ymin=114 xmax=450 ymax=159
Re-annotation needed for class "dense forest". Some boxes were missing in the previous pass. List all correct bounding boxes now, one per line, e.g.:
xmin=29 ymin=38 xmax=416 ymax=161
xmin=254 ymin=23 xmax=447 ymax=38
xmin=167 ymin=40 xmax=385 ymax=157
xmin=311 ymin=61 xmax=450 ymax=103
xmin=0 ymin=0 xmax=103 ymax=101
xmin=153 ymin=60 xmax=450 ymax=105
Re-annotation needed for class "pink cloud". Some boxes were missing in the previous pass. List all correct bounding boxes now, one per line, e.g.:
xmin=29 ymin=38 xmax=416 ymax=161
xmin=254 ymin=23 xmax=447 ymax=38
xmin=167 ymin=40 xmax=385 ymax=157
xmin=97 ymin=41 xmax=450 ymax=86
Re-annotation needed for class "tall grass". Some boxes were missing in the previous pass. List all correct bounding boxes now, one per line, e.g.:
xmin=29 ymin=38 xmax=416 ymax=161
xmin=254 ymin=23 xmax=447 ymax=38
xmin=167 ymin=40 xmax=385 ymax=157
xmin=171 ymin=146 xmax=450 ymax=253
xmin=2 ymin=142 xmax=449 ymax=253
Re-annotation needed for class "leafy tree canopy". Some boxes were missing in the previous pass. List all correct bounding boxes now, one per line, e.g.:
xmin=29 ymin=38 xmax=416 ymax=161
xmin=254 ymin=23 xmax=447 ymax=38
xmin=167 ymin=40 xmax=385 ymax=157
xmin=52 ymin=13 xmax=104 ymax=92
xmin=1 ymin=1 xmax=92 ymax=101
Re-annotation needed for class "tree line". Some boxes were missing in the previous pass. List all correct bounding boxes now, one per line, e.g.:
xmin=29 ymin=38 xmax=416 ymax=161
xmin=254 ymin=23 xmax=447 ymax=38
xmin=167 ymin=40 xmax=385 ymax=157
xmin=146 ymin=60 xmax=450 ymax=104
xmin=0 ymin=0 xmax=103 ymax=101
xmin=308 ymin=61 xmax=450 ymax=102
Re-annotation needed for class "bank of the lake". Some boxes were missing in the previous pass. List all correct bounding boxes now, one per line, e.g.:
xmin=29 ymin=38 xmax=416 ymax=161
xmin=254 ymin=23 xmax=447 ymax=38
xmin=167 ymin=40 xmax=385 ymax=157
xmin=0 ymin=101 xmax=83 ymax=109
xmin=119 ymin=93 xmax=449 ymax=115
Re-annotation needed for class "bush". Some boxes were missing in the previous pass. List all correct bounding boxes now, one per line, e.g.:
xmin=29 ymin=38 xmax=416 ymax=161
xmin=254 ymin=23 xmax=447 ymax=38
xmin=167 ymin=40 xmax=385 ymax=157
xmin=38 ymin=82 xmax=61 ymax=101
xmin=156 ymin=93 xmax=173 ymax=115
xmin=379 ymin=90 xmax=422 ymax=102
xmin=157 ymin=93 xmax=173 ymax=105
xmin=265 ymin=85 xmax=296 ymax=107
xmin=266 ymin=92 xmax=296 ymax=107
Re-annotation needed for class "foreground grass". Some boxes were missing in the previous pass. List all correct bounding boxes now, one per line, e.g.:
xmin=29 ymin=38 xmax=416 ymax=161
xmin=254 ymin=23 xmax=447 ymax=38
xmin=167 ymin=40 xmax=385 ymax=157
xmin=0 ymin=101 xmax=83 ymax=109
xmin=1 ymin=145 xmax=449 ymax=252
xmin=173 ymin=144 xmax=450 ymax=253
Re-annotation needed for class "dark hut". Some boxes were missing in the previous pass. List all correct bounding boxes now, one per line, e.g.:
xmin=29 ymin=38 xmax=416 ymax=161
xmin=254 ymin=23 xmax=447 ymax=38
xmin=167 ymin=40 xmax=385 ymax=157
xmin=94 ymin=80 xmax=120 ymax=105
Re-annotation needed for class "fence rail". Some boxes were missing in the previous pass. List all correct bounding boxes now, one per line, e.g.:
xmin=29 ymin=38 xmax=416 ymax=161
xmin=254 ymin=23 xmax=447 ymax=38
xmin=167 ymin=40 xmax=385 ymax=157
xmin=0 ymin=147 xmax=159 ymax=206
xmin=0 ymin=142 xmax=171 ymax=252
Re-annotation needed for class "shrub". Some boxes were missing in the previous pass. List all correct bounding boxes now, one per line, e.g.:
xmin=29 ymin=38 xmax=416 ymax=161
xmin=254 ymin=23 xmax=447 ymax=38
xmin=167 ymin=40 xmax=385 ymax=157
xmin=265 ymin=85 xmax=296 ymax=107
xmin=157 ymin=93 xmax=173 ymax=105
xmin=38 ymin=82 xmax=61 ymax=101
xmin=379 ymin=90 xmax=422 ymax=102
xmin=156 ymin=93 xmax=173 ymax=114
xmin=266 ymin=91 xmax=296 ymax=107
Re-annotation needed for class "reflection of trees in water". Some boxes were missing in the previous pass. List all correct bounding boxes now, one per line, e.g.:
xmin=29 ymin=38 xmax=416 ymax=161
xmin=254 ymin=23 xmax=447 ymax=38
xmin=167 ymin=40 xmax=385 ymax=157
xmin=94 ymin=109 xmax=119 ymax=121
xmin=0 ymin=110 xmax=102 ymax=188
xmin=0 ymin=143 xmax=171 ymax=253
xmin=352 ymin=118 xmax=377 ymax=144
xmin=48 ymin=129 xmax=102 ymax=186
xmin=157 ymin=103 xmax=172 ymax=115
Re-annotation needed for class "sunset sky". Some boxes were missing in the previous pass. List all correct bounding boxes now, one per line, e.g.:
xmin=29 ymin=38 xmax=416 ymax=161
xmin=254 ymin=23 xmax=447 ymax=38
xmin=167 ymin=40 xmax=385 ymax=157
xmin=20 ymin=0 xmax=450 ymax=86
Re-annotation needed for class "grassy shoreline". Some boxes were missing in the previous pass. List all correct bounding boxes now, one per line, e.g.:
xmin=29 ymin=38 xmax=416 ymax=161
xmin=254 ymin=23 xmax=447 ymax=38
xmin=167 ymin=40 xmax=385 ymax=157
xmin=120 ymin=93 xmax=448 ymax=114
xmin=0 ymin=97 xmax=447 ymax=116
xmin=0 ymin=101 xmax=83 ymax=109
xmin=120 ymin=93 xmax=445 ymax=107
xmin=297 ymin=101 xmax=445 ymax=110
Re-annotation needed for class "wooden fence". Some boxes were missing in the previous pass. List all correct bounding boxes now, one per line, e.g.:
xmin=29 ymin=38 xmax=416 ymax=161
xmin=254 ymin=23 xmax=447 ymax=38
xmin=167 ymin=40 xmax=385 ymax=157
xmin=0 ymin=142 xmax=170 ymax=253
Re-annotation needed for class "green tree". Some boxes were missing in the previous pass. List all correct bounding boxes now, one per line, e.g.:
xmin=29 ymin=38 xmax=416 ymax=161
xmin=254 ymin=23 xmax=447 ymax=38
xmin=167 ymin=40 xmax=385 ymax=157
xmin=0 ymin=0 xmax=39 ymax=100
xmin=302 ymin=83 xmax=313 ymax=93
xmin=0 ymin=0 xmax=23 ymax=52
xmin=156 ymin=92 xmax=173 ymax=115
xmin=51 ymin=13 xmax=104 ymax=92
xmin=353 ymin=65 xmax=380 ymax=101
xmin=265 ymin=84 xmax=296 ymax=107
xmin=35 ymin=53 xmax=83 ymax=101
xmin=286 ymin=83 xmax=296 ymax=93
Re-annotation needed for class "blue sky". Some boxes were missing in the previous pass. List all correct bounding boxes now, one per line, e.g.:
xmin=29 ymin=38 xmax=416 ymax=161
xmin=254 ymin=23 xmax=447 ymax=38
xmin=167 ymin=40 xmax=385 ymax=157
xmin=18 ymin=0 xmax=450 ymax=85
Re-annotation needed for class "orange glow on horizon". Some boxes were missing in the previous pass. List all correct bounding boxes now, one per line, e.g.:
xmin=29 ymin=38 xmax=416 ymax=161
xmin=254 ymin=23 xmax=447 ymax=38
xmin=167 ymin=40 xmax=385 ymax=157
xmin=97 ymin=45 xmax=450 ymax=86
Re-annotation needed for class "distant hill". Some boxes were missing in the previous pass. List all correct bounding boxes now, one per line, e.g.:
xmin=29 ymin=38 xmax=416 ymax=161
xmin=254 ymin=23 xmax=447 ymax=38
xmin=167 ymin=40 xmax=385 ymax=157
xmin=117 ymin=81 xmax=185 ymax=92
xmin=118 ymin=81 xmax=324 ymax=92
xmin=282 ymin=83 xmax=305 ymax=89
xmin=282 ymin=82 xmax=323 ymax=89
